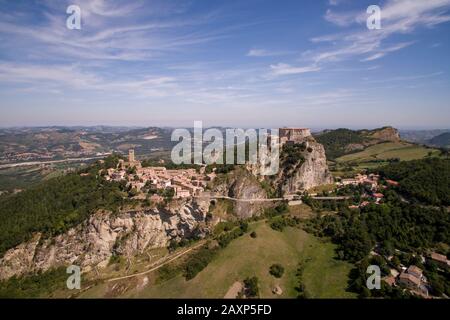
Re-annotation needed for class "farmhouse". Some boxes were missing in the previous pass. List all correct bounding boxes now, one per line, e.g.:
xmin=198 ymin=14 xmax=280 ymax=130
xmin=430 ymin=252 xmax=450 ymax=269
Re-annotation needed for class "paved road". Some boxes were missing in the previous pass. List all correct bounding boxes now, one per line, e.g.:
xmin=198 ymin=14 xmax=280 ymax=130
xmin=195 ymin=194 xmax=304 ymax=206
xmin=194 ymin=194 xmax=287 ymax=202
xmin=196 ymin=193 xmax=349 ymax=204
xmin=311 ymin=196 xmax=351 ymax=200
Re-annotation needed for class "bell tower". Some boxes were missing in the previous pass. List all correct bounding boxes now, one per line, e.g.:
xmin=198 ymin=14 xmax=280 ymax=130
xmin=128 ymin=149 xmax=135 ymax=163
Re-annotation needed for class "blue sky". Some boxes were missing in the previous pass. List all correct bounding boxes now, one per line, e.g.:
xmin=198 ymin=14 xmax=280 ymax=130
xmin=0 ymin=0 xmax=449 ymax=129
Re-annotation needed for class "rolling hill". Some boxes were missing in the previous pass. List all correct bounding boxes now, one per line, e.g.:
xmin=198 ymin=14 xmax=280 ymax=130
xmin=0 ymin=126 xmax=174 ymax=164
xmin=428 ymin=132 xmax=450 ymax=149
xmin=314 ymin=126 xmax=400 ymax=160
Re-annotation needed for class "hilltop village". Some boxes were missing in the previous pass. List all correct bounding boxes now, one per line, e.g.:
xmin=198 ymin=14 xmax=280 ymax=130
xmin=101 ymin=127 xmax=319 ymax=202
xmin=99 ymin=128 xmax=399 ymax=207
xmin=103 ymin=149 xmax=216 ymax=202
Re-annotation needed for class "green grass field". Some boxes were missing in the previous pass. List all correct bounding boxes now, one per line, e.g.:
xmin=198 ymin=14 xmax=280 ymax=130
xmin=336 ymin=142 xmax=440 ymax=165
xmin=80 ymin=222 xmax=355 ymax=299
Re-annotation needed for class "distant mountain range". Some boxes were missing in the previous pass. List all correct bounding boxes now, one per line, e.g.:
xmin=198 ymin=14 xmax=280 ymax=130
xmin=1 ymin=126 xmax=448 ymax=165
xmin=400 ymin=129 xmax=450 ymax=147
xmin=0 ymin=127 xmax=174 ymax=164
xmin=427 ymin=132 xmax=450 ymax=148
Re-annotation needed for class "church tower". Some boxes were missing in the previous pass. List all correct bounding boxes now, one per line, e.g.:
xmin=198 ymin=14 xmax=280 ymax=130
xmin=128 ymin=149 xmax=135 ymax=163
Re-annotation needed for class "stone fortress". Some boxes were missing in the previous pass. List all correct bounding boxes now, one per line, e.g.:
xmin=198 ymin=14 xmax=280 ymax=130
xmin=279 ymin=128 xmax=312 ymax=145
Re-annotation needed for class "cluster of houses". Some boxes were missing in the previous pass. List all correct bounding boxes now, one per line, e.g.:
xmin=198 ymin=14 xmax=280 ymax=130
xmin=382 ymin=252 xmax=450 ymax=298
xmin=103 ymin=149 xmax=216 ymax=201
xmin=338 ymin=173 xmax=400 ymax=209
xmin=338 ymin=173 xmax=380 ymax=190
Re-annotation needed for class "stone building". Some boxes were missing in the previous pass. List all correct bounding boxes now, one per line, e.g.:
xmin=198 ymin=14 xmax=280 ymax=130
xmin=128 ymin=149 xmax=135 ymax=163
xmin=279 ymin=127 xmax=311 ymax=145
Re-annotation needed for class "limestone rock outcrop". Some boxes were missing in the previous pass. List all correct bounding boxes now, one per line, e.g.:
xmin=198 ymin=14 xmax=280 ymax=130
xmin=367 ymin=126 xmax=400 ymax=142
xmin=211 ymin=167 xmax=269 ymax=218
xmin=0 ymin=199 xmax=209 ymax=280
xmin=274 ymin=139 xmax=333 ymax=194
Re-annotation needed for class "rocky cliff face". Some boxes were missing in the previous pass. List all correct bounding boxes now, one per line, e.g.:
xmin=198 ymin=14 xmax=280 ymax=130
xmin=211 ymin=167 xmax=269 ymax=218
xmin=270 ymin=137 xmax=333 ymax=194
xmin=0 ymin=199 xmax=210 ymax=281
xmin=278 ymin=141 xmax=333 ymax=194
xmin=368 ymin=126 xmax=400 ymax=142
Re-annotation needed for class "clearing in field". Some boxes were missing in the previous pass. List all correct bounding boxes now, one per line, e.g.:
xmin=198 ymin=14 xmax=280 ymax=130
xmin=97 ymin=221 xmax=355 ymax=299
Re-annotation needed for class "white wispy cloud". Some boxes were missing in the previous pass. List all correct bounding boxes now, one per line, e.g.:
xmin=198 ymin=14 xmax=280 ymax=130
xmin=324 ymin=9 xmax=358 ymax=27
xmin=360 ymin=41 xmax=416 ymax=61
xmin=312 ymin=0 xmax=450 ymax=63
xmin=364 ymin=71 xmax=445 ymax=84
xmin=0 ymin=0 xmax=230 ymax=62
xmin=247 ymin=49 xmax=294 ymax=57
xmin=270 ymin=63 xmax=321 ymax=76
xmin=0 ymin=63 xmax=100 ymax=88
xmin=328 ymin=0 xmax=348 ymax=6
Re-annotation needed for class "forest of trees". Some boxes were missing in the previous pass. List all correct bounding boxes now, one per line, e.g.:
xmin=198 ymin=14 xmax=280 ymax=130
xmin=306 ymin=158 xmax=450 ymax=298
xmin=378 ymin=158 xmax=450 ymax=205
xmin=306 ymin=194 xmax=450 ymax=298
xmin=315 ymin=129 xmax=367 ymax=160
xmin=0 ymin=157 xmax=128 ymax=258
xmin=307 ymin=191 xmax=449 ymax=262
xmin=0 ymin=267 xmax=68 ymax=298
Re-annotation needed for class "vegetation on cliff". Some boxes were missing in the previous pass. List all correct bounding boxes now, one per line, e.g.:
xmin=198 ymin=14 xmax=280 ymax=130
xmin=0 ymin=267 xmax=68 ymax=298
xmin=0 ymin=157 xmax=128 ymax=258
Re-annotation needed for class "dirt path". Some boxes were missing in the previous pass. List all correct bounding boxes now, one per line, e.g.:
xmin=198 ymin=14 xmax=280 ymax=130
xmin=105 ymin=241 xmax=205 ymax=283
xmin=224 ymin=281 xmax=243 ymax=299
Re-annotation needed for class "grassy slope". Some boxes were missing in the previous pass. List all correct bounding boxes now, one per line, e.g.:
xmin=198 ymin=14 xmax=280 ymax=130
xmin=110 ymin=221 xmax=355 ymax=299
xmin=336 ymin=141 xmax=439 ymax=164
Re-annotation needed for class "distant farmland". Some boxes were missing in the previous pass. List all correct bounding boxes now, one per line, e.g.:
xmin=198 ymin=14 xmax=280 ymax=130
xmin=336 ymin=142 xmax=440 ymax=165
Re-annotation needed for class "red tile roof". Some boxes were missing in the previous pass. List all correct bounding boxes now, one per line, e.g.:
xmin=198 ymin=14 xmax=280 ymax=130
xmin=373 ymin=193 xmax=384 ymax=198
xmin=431 ymin=252 xmax=448 ymax=264
xmin=386 ymin=179 xmax=399 ymax=186
xmin=399 ymin=272 xmax=421 ymax=286
xmin=407 ymin=265 xmax=423 ymax=276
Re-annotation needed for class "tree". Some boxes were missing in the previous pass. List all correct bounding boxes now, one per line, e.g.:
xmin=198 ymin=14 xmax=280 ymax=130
xmin=243 ymin=276 xmax=259 ymax=298
xmin=128 ymin=188 xmax=138 ymax=197
xmin=269 ymin=264 xmax=285 ymax=278
xmin=360 ymin=287 xmax=372 ymax=298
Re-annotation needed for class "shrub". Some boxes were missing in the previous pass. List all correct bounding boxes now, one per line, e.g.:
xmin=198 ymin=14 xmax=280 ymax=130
xmin=184 ymin=246 xmax=218 ymax=280
xmin=269 ymin=264 xmax=285 ymax=278
xmin=243 ymin=276 xmax=259 ymax=298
